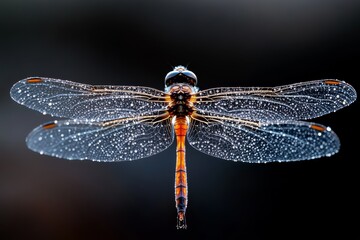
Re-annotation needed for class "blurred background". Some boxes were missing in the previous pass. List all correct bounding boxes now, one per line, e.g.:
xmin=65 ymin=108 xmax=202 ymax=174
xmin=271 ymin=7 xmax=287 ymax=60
xmin=1 ymin=0 xmax=359 ymax=239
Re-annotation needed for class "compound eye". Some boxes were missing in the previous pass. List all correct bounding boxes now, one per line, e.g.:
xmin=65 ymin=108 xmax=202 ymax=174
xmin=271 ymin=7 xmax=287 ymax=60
xmin=182 ymin=70 xmax=197 ymax=81
xmin=164 ymin=67 xmax=198 ymax=87
xmin=165 ymin=70 xmax=180 ymax=81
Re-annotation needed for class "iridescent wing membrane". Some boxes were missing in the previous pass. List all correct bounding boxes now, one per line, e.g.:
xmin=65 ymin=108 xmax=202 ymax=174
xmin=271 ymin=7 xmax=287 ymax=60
xmin=11 ymin=77 xmax=168 ymax=121
xmin=194 ymin=80 xmax=356 ymax=121
xmin=188 ymin=80 xmax=357 ymax=162
xmin=27 ymin=118 xmax=173 ymax=161
xmin=10 ymin=77 xmax=173 ymax=161
xmin=10 ymin=77 xmax=357 ymax=163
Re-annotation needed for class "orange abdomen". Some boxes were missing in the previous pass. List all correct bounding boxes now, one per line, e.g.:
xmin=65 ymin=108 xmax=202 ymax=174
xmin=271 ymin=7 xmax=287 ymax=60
xmin=174 ymin=116 xmax=188 ymax=229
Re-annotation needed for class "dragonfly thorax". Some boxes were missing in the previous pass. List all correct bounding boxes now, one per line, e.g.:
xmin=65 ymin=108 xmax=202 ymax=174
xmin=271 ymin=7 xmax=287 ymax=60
xmin=167 ymin=84 xmax=195 ymax=117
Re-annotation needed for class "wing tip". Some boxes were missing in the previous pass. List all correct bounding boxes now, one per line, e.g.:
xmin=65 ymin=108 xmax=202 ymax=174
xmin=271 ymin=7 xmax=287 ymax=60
xmin=10 ymin=77 xmax=43 ymax=101
xmin=323 ymin=79 xmax=357 ymax=104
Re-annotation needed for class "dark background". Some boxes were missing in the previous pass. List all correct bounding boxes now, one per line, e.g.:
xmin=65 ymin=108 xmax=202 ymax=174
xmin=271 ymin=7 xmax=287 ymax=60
xmin=1 ymin=0 xmax=359 ymax=239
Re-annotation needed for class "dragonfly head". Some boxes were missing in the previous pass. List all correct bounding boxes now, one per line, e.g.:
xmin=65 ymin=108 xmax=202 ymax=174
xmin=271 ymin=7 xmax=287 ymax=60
xmin=165 ymin=65 xmax=198 ymax=88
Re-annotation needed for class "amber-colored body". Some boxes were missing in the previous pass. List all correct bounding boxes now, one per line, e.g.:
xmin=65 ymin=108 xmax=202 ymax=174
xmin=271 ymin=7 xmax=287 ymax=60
xmin=174 ymin=116 xmax=188 ymax=229
xmin=166 ymin=84 xmax=195 ymax=229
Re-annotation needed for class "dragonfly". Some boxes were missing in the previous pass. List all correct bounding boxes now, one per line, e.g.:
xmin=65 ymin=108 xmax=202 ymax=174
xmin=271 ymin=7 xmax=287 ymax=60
xmin=10 ymin=66 xmax=357 ymax=229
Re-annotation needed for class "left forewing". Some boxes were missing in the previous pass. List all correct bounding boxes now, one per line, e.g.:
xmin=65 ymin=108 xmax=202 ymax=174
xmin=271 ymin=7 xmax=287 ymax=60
xmin=10 ymin=77 xmax=168 ymax=121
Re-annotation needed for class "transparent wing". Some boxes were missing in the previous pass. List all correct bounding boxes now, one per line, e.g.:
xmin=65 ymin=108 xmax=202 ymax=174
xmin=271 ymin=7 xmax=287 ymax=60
xmin=26 ymin=114 xmax=174 ymax=162
xmin=187 ymin=114 xmax=340 ymax=163
xmin=195 ymin=80 xmax=357 ymax=121
xmin=10 ymin=77 xmax=168 ymax=121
